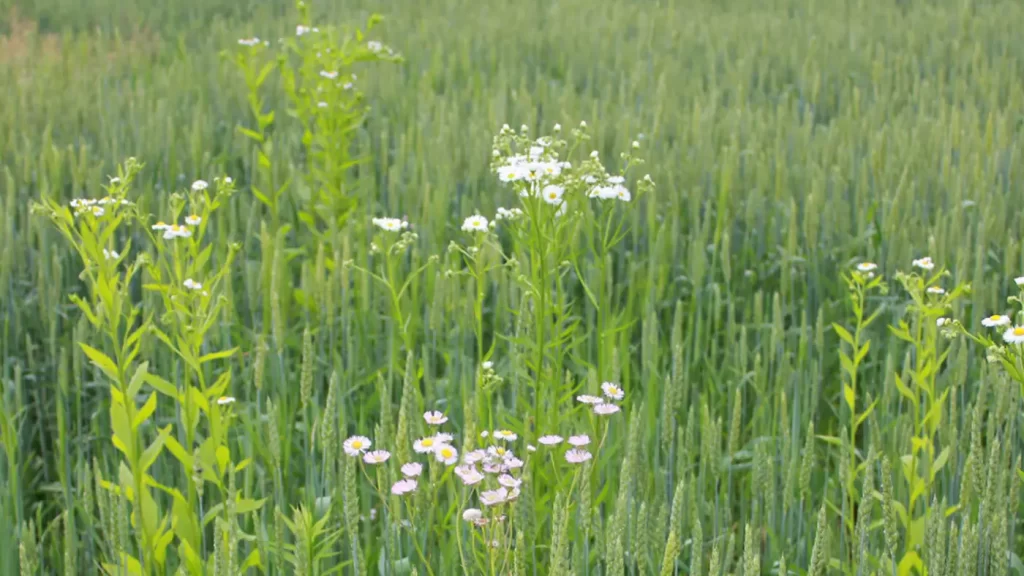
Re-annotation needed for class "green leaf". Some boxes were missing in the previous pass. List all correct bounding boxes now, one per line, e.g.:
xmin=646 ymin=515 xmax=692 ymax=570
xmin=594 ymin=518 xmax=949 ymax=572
xmin=932 ymin=447 xmax=951 ymax=478
xmin=140 ymin=426 xmax=171 ymax=472
xmin=198 ymin=347 xmax=239 ymax=365
xmin=80 ymin=343 xmax=120 ymax=382
xmin=893 ymin=373 xmax=917 ymax=403
xmin=144 ymin=373 xmax=179 ymax=399
xmin=843 ymin=384 xmax=856 ymax=411
xmin=815 ymin=435 xmax=842 ymax=447
xmin=236 ymin=126 xmax=264 ymax=143
xmin=133 ymin=393 xmax=157 ymax=428
xmin=234 ymin=497 xmax=266 ymax=514
xmin=832 ymin=323 xmax=855 ymax=346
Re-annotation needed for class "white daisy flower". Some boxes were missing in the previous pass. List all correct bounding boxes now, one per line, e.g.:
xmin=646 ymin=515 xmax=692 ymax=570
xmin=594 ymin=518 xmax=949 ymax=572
xmin=614 ymin=185 xmax=632 ymax=202
xmin=103 ymin=249 xmax=120 ymax=261
xmin=191 ymin=180 xmax=208 ymax=192
xmin=912 ymin=257 xmax=935 ymax=271
xmin=371 ymin=217 xmax=408 ymax=232
xmin=538 ymin=435 xmax=563 ymax=445
xmin=542 ymin=185 xmax=565 ymax=205
xmin=296 ymin=25 xmax=311 ymax=36
xmin=163 ymin=225 xmax=192 ymax=239
xmin=434 ymin=445 xmax=459 ymax=466
xmin=462 ymin=508 xmax=483 ymax=523
xmin=601 ymin=382 xmax=624 ymax=400
xmin=363 ymin=450 xmax=391 ymax=464
xmin=503 ymin=457 xmax=524 ymax=470
xmin=216 ymin=396 xmax=236 ymax=406
xmin=495 ymin=207 xmax=523 ymax=221
xmin=493 ymin=430 xmax=518 ymax=441
xmin=317 ymin=101 xmax=329 ymax=109
xmin=936 ymin=317 xmax=951 ymax=327
xmin=367 ymin=40 xmax=383 ymax=53
xmin=455 ymin=466 xmax=485 ymax=486
xmin=320 ymin=70 xmax=338 ymax=79
xmin=238 ymin=37 xmax=261 ymax=47
xmin=152 ymin=221 xmax=171 ymax=231
xmin=343 ymin=436 xmax=371 ymax=457
xmin=183 ymin=278 xmax=203 ymax=291
xmin=497 ymin=474 xmax=521 ymax=488
xmin=594 ymin=403 xmax=621 ymax=415
xmin=184 ymin=214 xmax=201 ymax=226
xmin=461 ymin=215 xmax=489 ymax=233
xmin=413 ymin=436 xmax=439 ymax=453
xmin=568 ymin=435 xmax=590 ymax=447
xmin=423 ymin=411 xmax=448 ymax=425
xmin=463 ymin=449 xmax=487 ymax=464
xmin=498 ymin=165 xmax=526 ymax=182
xmin=529 ymin=146 xmax=545 ymax=159
xmin=589 ymin=150 xmax=599 ymax=158
xmin=982 ymin=315 xmax=1011 ymax=327
xmin=401 ymin=462 xmax=423 ymax=477
xmin=1003 ymin=326 xmax=1024 ymax=345
xmin=479 ymin=488 xmax=509 ymax=506
xmin=482 ymin=361 xmax=493 ymax=370
xmin=343 ymin=82 xmax=354 ymax=90
xmin=577 ymin=395 xmax=603 ymax=405
xmin=856 ymin=262 xmax=877 ymax=273
xmin=1016 ymin=277 xmax=1024 ymax=287
xmin=526 ymin=445 xmax=537 ymax=452
xmin=89 ymin=206 xmax=105 ymax=217
xmin=926 ymin=286 xmax=945 ymax=295
xmin=480 ymin=431 xmax=489 ymax=438
xmin=565 ymin=449 xmax=593 ymax=464
xmin=224 ymin=177 xmax=233 ymax=184
xmin=391 ymin=478 xmax=417 ymax=495
xmin=486 ymin=446 xmax=510 ymax=460
xmin=588 ymin=185 xmax=619 ymax=200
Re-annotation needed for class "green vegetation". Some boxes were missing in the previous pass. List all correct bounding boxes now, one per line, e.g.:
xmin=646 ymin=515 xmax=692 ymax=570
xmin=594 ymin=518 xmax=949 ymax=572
xmin=1 ymin=0 xmax=1023 ymax=574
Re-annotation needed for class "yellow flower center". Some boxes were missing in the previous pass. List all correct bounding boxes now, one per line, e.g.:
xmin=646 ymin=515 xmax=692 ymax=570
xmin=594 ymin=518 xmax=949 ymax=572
xmin=991 ymin=315 xmax=1002 ymax=321
xmin=495 ymin=447 xmax=506 ymax=456
xmin=440 ymin=448 xmax=453 ymax=458
xmin=352 ymin=440 xmax=363 ymax=449
xmin=422 ymin=438 xmax=434 ymax=447
xmin=1014 ymin=328 xmax=1024 ymax=337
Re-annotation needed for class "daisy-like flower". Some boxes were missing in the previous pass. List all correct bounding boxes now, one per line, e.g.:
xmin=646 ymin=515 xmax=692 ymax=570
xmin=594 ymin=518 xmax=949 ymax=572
xmin=423 ymin=411 xmax=448 ymax=425
xmin=371 ymin=217 xmax=408 ymax=232
xmin=367 ymin=40 xmax=383 ymax=53
xmin=296 ymin=25 xmax=311 ymax=36
xmin=594 ymin=403 xmax=621 ymax=415
xmin=320 ymin=70 xmax=338 ymax=79
xmin=936 ymin=317 xmax=951 ymax=327
xmin=1016 ymin=277 xmax=1024 ymax=287
xmin=486 ymin=445 xmax=510 ymax=459
xmin=495 ymin=207 xmax=523 ymax=221
xmin=565 ymin=449 xmax=593 ymax=464
xmin=413 ymin=436 xmax=439 ymax=453
xmin=538 ymin=435 xmax=563 ymax=445
xmin=912 ymin=257 xmax=935 ymax=271
xmin=614 ymin=185 xmax=632 ymax=202
xmin=588 ymin=185 xmax=619 ymax=200
xmin=89 ymin=206 xmax=106 ymax=217
xmin=191 ymin=180 xmax=208 ymax=192
xmin=184 ymin=215 xmax=201 ymax=226
xmin=152 ymin=221 xmax=171 ymax=231
xmin=482 ymin=361 xmax=494 ymax=370
xmin=541 ymin=185 xmax=564 ymax=205
xmin=216 ymin=396 xmax=236 ymax=406
xmin=462 ymin=215 xmax=489 ymax=233
xmin=462 ymin=508 xmax=483 ymax=523
xmin=601 ymin=382 xmax=624 ymax=400
xmin=982 ymin=314 xmax=1011 ymax=327
xmin=926 ymin=286 xmax=945 ymax=295
xmin=391 ymin=478 xmax=417 ymax=495
xmin=317 ymin=102 xmax=329 ymax=109
xmin=343 ymin=436 xmax=371 ymax=457
xmin=463 ymin=449 xmax=487 ymax=464
xmin=526 ymin=445 xmax=537 ymax=452
xmin=455 ymin=466 xmax=485 ymax=485
xmin=363 ymin=450 xmax=391 ymax=464
xmin=493 ymin=430 xmax=518 ymax=441
xmin=401 ymin=462 xmax=423 ymax=477
xmin=577 ymin=395 xmax=604 ymax=405
xmin=503 ymin=457 xmax=524 ymax=470
xmin=183 ymin=278 xmax=203 ymax=291
xmin=1003 ymin=326 xmax=1024 ymax=345
xmin=568 ymin=435 xmax=590 ymax=447
xmin=856 ymin=262 xmax=877 ymax=273
xmin=435 ymin=445 xmax=459 ymax=466
xmin=497 ymin=474 xmax=521 ymax=488
xmin=238 ymin=37 xmax=261 ymax=47
xmin=498 ymin=165 xmax=526 ymax=182
xmin=479 ymin=488 xmax=509 ymax=507
xmin=103 ymin=249 xmax=120 ymax=260
xmin=433 ymin=433 xmax=455 ymax=444
xmin=480 ymin=431 xmax=489 ymax=438
xmin=164 ymin=225 xmax=193 ymax=240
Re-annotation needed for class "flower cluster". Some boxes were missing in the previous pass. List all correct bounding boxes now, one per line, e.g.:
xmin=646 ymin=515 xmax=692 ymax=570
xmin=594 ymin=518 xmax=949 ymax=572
xmin=152 ymin=222 xmax=194 ymax=240
xmin=575 ymin=381 xmax=624 ymax=415
xmin=69 ymin=196 xmax=131 ymax=217
xmin=372 ymin=217 xmax=408 ymax=232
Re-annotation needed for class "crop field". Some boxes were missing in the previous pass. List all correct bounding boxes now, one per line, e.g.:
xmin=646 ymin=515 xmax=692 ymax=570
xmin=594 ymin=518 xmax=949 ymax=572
xmin=1 ymin=0 xmax=1024 ymax=574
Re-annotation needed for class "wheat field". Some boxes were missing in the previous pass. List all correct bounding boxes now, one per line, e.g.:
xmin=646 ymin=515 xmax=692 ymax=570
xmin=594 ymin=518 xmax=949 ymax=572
xmin=1 ymin=0 xmax=1023 ymax=574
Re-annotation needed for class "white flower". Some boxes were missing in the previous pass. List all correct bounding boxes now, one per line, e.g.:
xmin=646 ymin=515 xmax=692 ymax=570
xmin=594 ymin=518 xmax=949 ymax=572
xmin=413 ymin=436 xmax=439 ymax=453
xmin=503 ymin=457 xmax=524 ymax=470
xmin=463 ymin=450 xmax=487 ymax=464
xmin=89 ymin=206 xmax=105 ymax=217
xmin=1003 ymin=326 xmax=1024 ymax=345
xmin=498 ymin=164 xmax=526 ymax=182
xmin=432 ymin=433 xmax=454 ymax=444
xmin=163 ymin=225 xmax=192 ymax=239
xmin=191 ymin=180 xmax=208 ymax=192
xmin=526 ymin=445 xmax=537 ymax=452
xmin=856 ymin=262 xmax=877 ymax=273
xmin=434 ymin=445 xmax=459 ymax=465
xmin=493 ymin=430 xmax=517 ymax=441
xmin=498 ymin=474 xmax=521 ymax=488
xmin=936 ymin=317 xmax=951 ymax=327
xmin=580 ymin=121 xmax=587 ymax=128
xmin=614 ymin=185 xmax=632 ymax=202
xmin=594 ymin=403 xmax=621 ymax=415
xmin=568 ymin=435 xmax=590 ymax=447
xmin=391 ymin=478 xmax=417 ymax=495
xmin=185 ymin=214 xmax=201 ymax=226
xmin=590 ymin=150 xmax=599 ymax=159
xmin=577 ymin=394 xmax=603 ymax=405
xmin=495 ymin=207 xmax=523 ymax=221
xmin=632 ymin=140 xmax=640 ymax=149
xmin=343 ymin=436 xmax=371 ymax=456
xmin=343 ymin=82 xmax=354 ymax=90
xmin=912 ymin=257 xmax=935 ymax=271
xmin=608 ymin=176 xmax=625 ymax=184
xmin=542 ymin=185 xmax=565 ymax=205
xmin=479 ymin=488 xmax=509 ymax=506
xmin=216 ymin=396 xmax=236 ymax=406
xmin=372 ymin=217 xmax=408 ymax=232
xmin=363 ymin=450 xmax=391 ymax=464
xmin=183 ymin=278 xmax=203 ymax=291
xmin=109 ymin=177 xmax=122 ymax=185
xmin=423 ymin=411 xmax=448 ymax=425
xmin=462 ymin=508 xmax=483 ymax=522
xmin=1016 ymin=277 xmax=1024 ymax=287
xmin=224 ymin=177 xmax=233 ymax=184
xmin=565 ymin=449 xmax=593 ymax=464
xmin=926 ymin=286 xmax=945 ymax=295
xmin=238 ymin=37 xmax=261 ymax=47
xmin=401 ymin=462 xmax=423 ymax=477
xmin=296 ymin=25 xmax=311 ymax=36
xmin=482 ymin=361 xmax=494 ymax=370
xmin=367 ymin=41 xmax=383 ymax=53
xmin=480 ymin=431 xmax=489 ymax=438
xmin=320 ymin=70 xmax=338 ymax=79
xmin=317 ymin=101 xmax=329 ymax=109
xmin=553 ymin=123 xmax=562 ymax=132
xmin=103 ymin=249 xmax=120 ymax=261
xmin=455 ymin=466 xmax=485 ymax=485
xmin=588 ymin=185 xmax=619 ymax=200
xmin=601 ymin=382 xmax=624 ymax=400
xmin=152 ymin=221 xmax=171 ymax=231
xmin=982 ymin=315 xmax=1011 ymax=327
xmin=461 ymin=215 xmax=489 ymax=233
xmin=538 ymin=435 xmax=563 ymax=445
